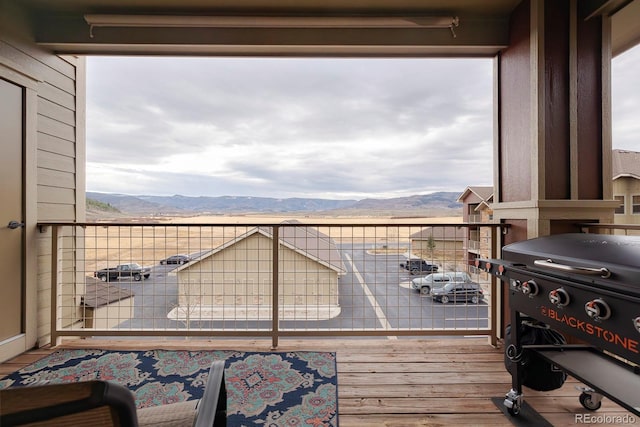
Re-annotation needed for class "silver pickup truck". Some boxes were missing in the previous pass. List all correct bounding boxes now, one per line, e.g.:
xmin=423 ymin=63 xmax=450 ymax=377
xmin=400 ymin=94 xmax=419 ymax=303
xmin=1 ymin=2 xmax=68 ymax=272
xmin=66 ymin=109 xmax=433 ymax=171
xmin=410 ymin=271 xmax=476 ymax=295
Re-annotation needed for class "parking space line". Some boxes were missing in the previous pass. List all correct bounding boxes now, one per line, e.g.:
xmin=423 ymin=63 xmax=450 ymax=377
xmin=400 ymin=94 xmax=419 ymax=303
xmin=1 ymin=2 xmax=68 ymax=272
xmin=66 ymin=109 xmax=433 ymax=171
xmin=345 ymin=253 xmax=396 ymax=339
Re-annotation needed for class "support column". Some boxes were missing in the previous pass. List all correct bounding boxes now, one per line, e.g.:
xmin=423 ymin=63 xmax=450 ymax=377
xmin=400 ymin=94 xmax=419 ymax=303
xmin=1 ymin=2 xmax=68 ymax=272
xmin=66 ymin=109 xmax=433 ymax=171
xmin=493 ymin=0 xmax=618 ymax=242
xmin=492 ymin=0 xmax=620 ymax=334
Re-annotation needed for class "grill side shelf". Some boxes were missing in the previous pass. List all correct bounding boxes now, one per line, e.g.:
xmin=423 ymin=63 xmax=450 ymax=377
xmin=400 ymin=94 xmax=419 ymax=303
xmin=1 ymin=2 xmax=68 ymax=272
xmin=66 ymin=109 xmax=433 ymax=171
xmin=534 ymin=346 xmax=640 ymax=416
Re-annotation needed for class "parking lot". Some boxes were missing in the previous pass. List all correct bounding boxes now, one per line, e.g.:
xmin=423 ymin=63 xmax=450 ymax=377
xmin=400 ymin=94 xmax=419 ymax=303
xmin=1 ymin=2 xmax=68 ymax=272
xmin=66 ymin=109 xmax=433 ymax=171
xmin=104 ymin=245 xmax=489 ymax=332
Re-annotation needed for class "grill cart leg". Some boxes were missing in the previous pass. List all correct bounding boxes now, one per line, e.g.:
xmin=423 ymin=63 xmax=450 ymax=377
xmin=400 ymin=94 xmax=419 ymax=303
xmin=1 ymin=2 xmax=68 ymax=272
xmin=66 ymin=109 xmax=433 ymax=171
xmin=505 ymin=309 xmax=525 ymax=416
xmin=576 ymin=386 xmax=603 ymax=411
xmin=504 ymin=388 xmax=524 ymax=415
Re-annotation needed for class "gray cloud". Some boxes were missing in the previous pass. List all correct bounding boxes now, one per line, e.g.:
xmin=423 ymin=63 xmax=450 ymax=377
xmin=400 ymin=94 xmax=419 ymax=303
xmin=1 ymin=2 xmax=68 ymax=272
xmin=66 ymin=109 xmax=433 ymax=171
xmin=86 ymin=50 xmax=639 ymax=200
xmin=612 ymin=45 xmax=640 ymax=151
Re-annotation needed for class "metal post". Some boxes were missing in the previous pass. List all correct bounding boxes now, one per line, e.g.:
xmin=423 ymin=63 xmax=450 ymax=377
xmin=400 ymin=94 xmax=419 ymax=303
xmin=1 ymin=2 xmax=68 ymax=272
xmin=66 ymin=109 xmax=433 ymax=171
xmin=271 ymin=225 xmax=279 ymax=350
xmin=50 ymin=225 xmax=59 ymax=346
xmin=489 ymin=226 xmax=498 ymax=347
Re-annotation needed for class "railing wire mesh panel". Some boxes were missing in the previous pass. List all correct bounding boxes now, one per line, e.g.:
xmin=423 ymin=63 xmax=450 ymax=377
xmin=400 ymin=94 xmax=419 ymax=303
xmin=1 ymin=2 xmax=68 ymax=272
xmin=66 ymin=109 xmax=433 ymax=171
xmin=45 ymin=222 xmax=501 ymax=343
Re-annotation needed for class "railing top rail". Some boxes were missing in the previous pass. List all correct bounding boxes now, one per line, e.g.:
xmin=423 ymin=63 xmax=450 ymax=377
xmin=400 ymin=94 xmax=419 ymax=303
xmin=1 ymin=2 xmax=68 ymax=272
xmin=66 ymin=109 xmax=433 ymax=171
xmin=37 ymin=221 xmax=506 ymax=228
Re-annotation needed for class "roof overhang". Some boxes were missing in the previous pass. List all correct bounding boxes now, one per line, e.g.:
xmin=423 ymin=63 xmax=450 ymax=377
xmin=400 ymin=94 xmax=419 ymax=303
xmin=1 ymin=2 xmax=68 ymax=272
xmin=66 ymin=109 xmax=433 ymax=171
xmin=6 ymin=0 xmax=638 ymax=57
xmin=6 ymin=0 xmax=517 ymax=57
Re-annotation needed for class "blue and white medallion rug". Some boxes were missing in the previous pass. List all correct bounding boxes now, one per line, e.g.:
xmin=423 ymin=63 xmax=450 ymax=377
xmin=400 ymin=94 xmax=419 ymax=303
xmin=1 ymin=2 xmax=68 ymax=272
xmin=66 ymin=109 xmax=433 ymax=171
xmin=0 ymin=349 xmax=338 ymax=426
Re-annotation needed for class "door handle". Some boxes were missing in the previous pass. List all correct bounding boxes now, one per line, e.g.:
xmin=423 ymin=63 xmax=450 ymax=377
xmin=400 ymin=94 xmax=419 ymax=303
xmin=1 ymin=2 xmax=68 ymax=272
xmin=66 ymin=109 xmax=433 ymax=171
xmin=7 ymin=220 xmax=25 ymax=229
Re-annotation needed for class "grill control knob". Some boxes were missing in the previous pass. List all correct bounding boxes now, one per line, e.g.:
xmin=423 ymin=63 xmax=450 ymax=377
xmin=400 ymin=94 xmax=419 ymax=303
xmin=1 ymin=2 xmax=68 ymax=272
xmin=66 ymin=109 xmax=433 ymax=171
xmin=584 ymin=298 xmax=611 ymax=321
xmin=633 ymin=317 xmax=640 ymax=334
xmin=549 ymin=287 xmax=570 ymax=307
xmin=521 ymin=280 xmax=539 ymax=296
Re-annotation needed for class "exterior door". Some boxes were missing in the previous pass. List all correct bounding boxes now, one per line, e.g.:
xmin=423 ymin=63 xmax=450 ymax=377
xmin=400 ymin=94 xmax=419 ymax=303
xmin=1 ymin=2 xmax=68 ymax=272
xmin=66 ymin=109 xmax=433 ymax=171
xmin=0 ymin=78 xmax=24 ymax=344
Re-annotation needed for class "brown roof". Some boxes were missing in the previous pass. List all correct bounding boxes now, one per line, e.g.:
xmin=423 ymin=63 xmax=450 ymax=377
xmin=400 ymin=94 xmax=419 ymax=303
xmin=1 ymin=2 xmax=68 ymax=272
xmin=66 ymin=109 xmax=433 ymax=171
xmin=612 ymin=149 xmax=640 ymax=180
xmin=410 ymin=226 xmax=465 ymax=241
xmin=179 ymin=221 xmax=346 ymax=273
xmin=457 ymin=186 xmax=493 ymax=203
xmin=260 ymin=223 xmax=346 ymax=273
xmin=82 ymin=277 xmax=134 ymax=308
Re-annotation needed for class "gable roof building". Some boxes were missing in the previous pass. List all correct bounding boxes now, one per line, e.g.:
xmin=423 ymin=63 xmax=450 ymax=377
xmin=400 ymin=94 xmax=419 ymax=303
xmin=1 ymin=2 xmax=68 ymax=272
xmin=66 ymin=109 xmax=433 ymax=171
xmin=169 ymin=222 xmax=344 ymax=322
xmin=457 ymin=186 xmax=494 ymax=223
xmin=457 ymin=186 xmax=495 ymax=269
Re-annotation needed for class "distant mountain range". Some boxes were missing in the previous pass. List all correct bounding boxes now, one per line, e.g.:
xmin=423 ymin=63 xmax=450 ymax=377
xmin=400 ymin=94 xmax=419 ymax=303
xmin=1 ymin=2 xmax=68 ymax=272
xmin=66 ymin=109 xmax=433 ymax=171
xmin=86 ymin=191 xmax=463 ymax=217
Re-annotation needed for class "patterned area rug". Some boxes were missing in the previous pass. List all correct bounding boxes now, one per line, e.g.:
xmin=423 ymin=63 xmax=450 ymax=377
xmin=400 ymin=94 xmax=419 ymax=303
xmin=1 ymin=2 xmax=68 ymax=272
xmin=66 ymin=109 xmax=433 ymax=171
xmin=0 ymin=349 xmax=338 ymax=426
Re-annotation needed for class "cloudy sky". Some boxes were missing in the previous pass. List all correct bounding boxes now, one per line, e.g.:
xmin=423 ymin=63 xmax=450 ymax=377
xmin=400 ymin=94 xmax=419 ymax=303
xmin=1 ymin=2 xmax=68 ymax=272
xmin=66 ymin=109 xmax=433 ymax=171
xmin=86 ymin=44 xmax=640 ymax=200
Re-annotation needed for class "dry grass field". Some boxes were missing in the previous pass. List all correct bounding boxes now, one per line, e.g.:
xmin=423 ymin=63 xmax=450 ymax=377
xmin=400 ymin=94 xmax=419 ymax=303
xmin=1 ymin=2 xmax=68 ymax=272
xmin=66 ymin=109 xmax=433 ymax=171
xmin=82 ymin=214 xmax=463 ymax=273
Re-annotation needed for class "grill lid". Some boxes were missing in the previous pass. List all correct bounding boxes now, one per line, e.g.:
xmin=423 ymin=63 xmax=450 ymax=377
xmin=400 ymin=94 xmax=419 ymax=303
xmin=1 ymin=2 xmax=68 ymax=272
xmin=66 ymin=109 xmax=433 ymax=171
xmin=502 ymin=233 xmax=640 ymax=291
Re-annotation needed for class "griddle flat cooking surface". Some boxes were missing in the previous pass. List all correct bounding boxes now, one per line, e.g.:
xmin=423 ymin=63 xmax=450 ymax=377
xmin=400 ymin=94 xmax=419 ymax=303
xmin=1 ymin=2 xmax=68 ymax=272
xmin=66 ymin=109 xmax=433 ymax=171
xmin=502 ymin=233 xmax=640 ymax=293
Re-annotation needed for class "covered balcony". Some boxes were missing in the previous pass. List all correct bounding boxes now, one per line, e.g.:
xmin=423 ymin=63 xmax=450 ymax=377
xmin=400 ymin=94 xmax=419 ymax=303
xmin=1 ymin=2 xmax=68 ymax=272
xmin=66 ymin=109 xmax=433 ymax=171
xmin=2 ymin=0 xmax=640 ymax=425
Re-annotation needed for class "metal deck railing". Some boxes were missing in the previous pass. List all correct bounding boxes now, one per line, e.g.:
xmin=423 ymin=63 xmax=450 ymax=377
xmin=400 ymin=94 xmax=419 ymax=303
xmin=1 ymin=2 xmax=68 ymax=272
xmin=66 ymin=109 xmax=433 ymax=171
xmin=39 ymin=222 xmax=503 ymax=348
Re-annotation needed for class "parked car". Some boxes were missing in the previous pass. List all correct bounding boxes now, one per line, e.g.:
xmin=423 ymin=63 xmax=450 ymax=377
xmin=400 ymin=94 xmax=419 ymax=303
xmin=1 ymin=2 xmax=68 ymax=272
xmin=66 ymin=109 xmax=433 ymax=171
xmin=160 ymin=254 xmax=192 ymax=265
xmin=411 ymin=271 xmax=474 ymax=295
xmin=94 ymin=263 xmax=151 ymax=282
xmin=430 ymin=282 xmax=484 ymax=304
xmin=399 ymin=259 xmax=439 ymax=275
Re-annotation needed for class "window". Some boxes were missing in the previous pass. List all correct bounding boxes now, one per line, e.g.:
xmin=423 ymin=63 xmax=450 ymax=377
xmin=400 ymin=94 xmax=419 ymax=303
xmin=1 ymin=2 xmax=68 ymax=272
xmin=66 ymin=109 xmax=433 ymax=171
xmin=633 ymin=195 xmax=640 ymax=214
xmin=614 ymin=195 xmax=625 ymax=214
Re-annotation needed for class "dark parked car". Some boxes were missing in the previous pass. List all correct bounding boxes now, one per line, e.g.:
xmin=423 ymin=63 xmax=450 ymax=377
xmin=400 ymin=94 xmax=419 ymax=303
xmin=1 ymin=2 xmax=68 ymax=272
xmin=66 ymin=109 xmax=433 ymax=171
xmin=94 ymin=263 xmax=151 ymax=282
xmin=430 ymin=282 xmax=484 ymax=304
xmin=160 ymin=254 xmax=192 ymax=265
xmin=400 ymin=259 xmax=439 ymax=275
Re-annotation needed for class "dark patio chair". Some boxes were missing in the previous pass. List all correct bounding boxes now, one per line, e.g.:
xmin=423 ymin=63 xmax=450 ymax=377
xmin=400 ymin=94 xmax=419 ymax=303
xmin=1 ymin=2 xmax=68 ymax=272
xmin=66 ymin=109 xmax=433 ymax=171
xmin=0 ymin=360 xmax=226 ymax=427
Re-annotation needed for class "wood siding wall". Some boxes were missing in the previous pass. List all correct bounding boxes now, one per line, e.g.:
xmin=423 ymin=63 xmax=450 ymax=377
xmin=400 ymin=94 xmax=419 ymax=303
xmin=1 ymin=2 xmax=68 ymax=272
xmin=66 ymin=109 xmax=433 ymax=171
xmin=1 ymin=2 xmax=83 ymax=347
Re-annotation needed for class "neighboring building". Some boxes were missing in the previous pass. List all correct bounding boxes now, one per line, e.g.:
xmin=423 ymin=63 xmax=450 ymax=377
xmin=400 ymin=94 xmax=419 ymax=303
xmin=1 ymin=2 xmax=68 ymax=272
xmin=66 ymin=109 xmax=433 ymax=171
xmin=81 ymin=278 xmax=135 ymax=329
xmin=409 ymin=226 xmax=465 ymax=271
xmin=409 ymin=226 xmax=465 ymax=253
xmin=170 ymin=222 xmax=345 ymax=321
xmin=612 ymin=149 xmax=640 ymax=225
xmin=457 ymin=186 xmax=494 ymax=268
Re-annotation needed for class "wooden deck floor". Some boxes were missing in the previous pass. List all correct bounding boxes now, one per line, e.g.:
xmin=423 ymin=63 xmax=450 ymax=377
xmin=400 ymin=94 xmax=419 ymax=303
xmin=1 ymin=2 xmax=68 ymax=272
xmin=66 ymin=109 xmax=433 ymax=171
xmin=0 ymin=338 xmax=636 ymax=426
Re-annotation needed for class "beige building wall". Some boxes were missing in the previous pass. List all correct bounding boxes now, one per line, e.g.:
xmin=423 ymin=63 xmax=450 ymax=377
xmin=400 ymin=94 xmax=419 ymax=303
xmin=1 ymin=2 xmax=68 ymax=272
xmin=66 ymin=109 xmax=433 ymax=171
xmin=613 ymin=177 xmax=640 ymax=225
xmin=82 ymin=297 xmax=135 ymax=329
xmin=177 ymin=233 xmax=339 ymax=308
xmin=412 ymin=239 xmax=464 ymax=253
xmin=477 ymin=208 xmax=494 ymax=258
xmin=1 ymin=2 xmax=85 ymax=348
